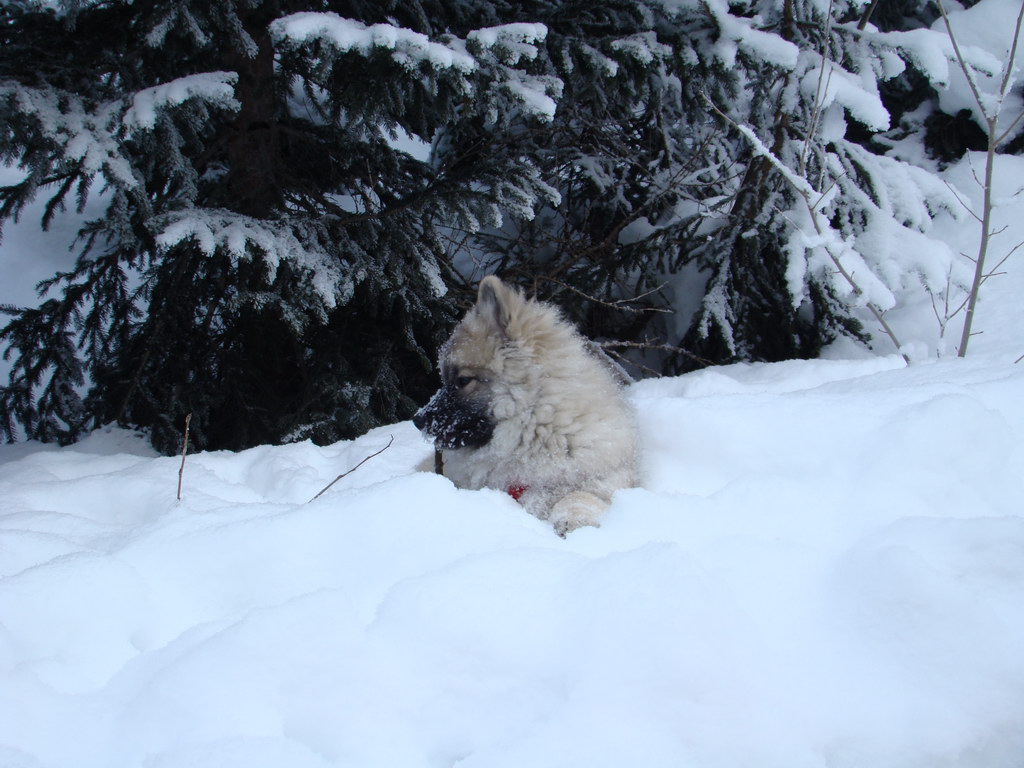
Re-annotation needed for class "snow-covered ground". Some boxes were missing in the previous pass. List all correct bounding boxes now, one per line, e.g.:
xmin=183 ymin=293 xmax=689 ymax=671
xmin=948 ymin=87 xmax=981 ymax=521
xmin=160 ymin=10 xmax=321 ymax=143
xmin=2 ymin=344 xmax=1023 ymax=768
xmin=2 ymin=147 xmax=1024 ymax=766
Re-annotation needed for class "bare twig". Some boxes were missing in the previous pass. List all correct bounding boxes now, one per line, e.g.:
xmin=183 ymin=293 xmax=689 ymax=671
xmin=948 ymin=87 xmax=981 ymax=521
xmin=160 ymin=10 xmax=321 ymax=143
xmin=602 ymin=346 xmax=666 ymax=378
xmin=599 ymin=338 xmax=716 ymax=368
xmin=928 ymin=266 xmax=956 ymax=339
xmin=308 ymin=435 xmax=395 ymax=503
xmin=585 ymin=340 xmax=637 ymax=384
xmin=803 ymin=0 xmax=837 ymax=177
xmin=996 ymin=0 xmax=1024 ymax=126
xmin=538 ymin=276 xmax=673 ymax=314
xmin=983 ymin=249 xmax=1016 ymax=279
xmin=943 ymin=179 xmax=982 ymax=223
xmin=996 ymin=108 xmax=1024 ymax=146
xmin=176 ymin=412 xmax=192 ymax=502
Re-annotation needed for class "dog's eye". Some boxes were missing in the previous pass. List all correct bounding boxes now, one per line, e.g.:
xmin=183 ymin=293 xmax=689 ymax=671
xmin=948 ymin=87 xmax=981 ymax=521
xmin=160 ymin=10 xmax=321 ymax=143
xmin=455 ymin=375 xmax=474 ymax=388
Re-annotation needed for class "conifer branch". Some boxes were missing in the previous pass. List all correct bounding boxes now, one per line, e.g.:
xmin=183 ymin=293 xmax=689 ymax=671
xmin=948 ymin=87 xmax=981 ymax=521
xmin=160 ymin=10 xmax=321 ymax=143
xmin=703 ymin=93 xmax=910 ymax=364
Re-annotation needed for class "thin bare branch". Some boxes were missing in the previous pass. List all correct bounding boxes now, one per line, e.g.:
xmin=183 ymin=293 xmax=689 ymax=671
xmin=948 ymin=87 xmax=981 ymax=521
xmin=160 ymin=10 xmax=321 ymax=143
xmin=1004 ymin=238 xmax=1024 ymax=259
xmin=930 ymin=295 xmax=945 ymax=328
xmin=601 ymin=346 xmax=666 ymax=378
xmin=802 ymin=24 xmax=836 ymax=177
xmin=177 ymin=412 xmax=192 ymax=502
xmin=981 ymin=249 xmax=1015 ymax=280
xmin=936 ymin=0 xmax=994 ymax=124
xmin=943 ymin=180 xmax=982 ymax=223
xmin=308 ymin=435 xmax=395 ymax=503
xmin=538 ymin=276 xmax=672 ymax=314
xmin=998 ymin=0 xmax=1024 ymax=102
xmin=996 ymin=107 xmax=1024 ymax=145
xmin=599 ymin=339 xmax=716 ymax=368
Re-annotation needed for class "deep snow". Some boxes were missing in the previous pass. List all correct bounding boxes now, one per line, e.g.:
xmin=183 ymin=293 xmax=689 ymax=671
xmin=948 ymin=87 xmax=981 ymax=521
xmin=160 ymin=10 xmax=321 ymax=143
xmin=1 ymin=348 xmax=1023 ymax=768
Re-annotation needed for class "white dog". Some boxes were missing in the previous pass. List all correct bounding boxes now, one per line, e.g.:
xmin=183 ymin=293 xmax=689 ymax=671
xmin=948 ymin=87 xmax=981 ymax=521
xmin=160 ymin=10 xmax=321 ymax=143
xmin=414 ymin=276 xmax=638 ymax=534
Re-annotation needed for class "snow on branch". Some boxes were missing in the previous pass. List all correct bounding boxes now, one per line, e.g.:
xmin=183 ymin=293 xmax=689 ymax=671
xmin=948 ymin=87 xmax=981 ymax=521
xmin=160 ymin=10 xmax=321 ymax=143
xmin=153 ymin=210 xmax=347 ymax=315
xmin=856 ymin=26 xmax=1001 ymax=91
xmin=609 ymin=32 xmax=674 ymax=64
xmin=271 ymin=14 xmax=561 ymax=122
xmin=124 ymin=72 xmax=240 ymax=131
xmin=0 ymin=85 xmax=135 ymax=186
xmin=831 ymin=143 xmax=968 ymax=296
xmin=1 ymin=72 xmax=241 ymax=197
xmin=493 ymin=72 xmax=561 ymax=122
xmin=658 ymin=0 xmax=799 ymax=68
xmin=465 ymin=23 xmax=561 ymax=120
xmin=270 ymin=13 xmax=477 ymax=72
xmin=467 ymin=23 xmax=548 ymax=65
xmin=800 ymin=59 xmax=890 ymax=132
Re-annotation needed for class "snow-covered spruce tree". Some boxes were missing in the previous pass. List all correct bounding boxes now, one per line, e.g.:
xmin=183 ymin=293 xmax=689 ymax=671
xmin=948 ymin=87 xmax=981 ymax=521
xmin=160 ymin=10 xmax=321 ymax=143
xmin=444 ymin=0 xmax=965 ymax=373
xmin=657 ymin=0 xmax=969 ymax=369
xmin=0 ymin=1 xmax=560 ymax=451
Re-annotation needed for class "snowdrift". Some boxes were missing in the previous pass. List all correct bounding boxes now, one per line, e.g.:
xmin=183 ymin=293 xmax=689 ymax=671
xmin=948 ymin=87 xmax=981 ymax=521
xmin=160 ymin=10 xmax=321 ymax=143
xmin=2 ymin=353 xmax=1023 ymax=768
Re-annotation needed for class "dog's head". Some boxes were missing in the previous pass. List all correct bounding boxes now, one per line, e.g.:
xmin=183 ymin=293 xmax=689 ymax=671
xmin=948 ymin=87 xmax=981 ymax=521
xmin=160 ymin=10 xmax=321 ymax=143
xmin=413 ymin=276 xmax=526 ymax=450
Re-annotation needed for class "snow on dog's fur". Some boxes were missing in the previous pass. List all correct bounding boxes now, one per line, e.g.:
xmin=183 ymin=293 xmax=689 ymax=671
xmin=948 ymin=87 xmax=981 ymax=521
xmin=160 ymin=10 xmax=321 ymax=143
xmin=414 ymin=275 xmax=638 ymax=535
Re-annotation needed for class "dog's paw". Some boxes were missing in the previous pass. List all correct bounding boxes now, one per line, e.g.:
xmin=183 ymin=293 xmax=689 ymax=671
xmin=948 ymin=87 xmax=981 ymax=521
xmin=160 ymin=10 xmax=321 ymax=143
xmin=549 ymin=491 xmax=607 ymax=537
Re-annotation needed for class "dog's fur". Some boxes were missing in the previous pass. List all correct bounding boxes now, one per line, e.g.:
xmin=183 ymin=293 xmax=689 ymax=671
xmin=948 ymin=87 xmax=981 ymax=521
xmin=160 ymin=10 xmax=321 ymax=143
xmin=414 ymin=276 xmax=638 ymax=535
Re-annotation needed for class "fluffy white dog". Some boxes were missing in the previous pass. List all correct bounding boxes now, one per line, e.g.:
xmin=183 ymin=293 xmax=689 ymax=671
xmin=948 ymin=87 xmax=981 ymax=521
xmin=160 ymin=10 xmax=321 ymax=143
xmin=414 ymin=276 xmax=638 ymax=534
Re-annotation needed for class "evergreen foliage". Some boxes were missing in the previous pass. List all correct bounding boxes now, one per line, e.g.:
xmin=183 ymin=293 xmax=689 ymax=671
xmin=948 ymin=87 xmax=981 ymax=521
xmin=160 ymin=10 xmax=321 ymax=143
xmin=0 ymin=0 xmax=1001 ymax=451
xmin=0 ymin=0 xmax=560 ymax=451
xmin=447 ymin=0 xmax=977 ymax=371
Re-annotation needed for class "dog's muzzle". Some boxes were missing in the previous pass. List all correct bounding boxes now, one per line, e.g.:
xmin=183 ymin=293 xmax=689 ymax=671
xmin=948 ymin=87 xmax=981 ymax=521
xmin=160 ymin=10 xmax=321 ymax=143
xmin=413 ymin=385 xmax=494 ymax=450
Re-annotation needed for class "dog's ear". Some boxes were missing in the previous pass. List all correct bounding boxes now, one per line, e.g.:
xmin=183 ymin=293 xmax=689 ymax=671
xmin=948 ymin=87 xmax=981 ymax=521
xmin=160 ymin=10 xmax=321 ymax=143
xmin=477 ymin=275 xmax=516 ymax=336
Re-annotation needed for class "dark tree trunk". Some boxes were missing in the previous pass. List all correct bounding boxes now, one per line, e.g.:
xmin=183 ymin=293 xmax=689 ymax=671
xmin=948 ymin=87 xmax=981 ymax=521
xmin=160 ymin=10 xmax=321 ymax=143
xmin=223 ymin=28 xmax=281 ymax=219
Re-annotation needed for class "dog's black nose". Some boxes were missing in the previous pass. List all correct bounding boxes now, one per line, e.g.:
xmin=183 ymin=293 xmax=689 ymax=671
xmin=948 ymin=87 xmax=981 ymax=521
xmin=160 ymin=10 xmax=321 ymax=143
xmin=412 ymin=408 xmax=427 ymax=431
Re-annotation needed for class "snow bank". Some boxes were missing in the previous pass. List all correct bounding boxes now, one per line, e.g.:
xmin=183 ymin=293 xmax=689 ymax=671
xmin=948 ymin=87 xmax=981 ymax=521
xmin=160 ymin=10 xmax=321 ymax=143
xmin=2 ymin=353 xmax=1023 ymax=768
